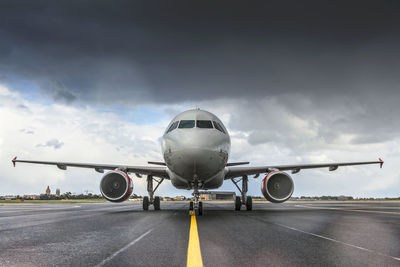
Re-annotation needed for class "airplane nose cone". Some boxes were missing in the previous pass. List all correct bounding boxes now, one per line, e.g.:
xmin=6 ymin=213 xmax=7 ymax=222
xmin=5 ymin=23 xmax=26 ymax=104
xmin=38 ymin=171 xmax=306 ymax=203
xmin=167 ymin=147 xmax=227 ymax=181
xmin=163 ymin=129 xmax=230 ymax=181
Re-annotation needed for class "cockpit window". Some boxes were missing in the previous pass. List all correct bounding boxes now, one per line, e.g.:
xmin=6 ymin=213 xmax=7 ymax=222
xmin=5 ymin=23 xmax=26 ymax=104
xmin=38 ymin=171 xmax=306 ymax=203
xmin=196 ymin=120 xmax=213 ymax=128
xmin=178 ymin=120 xmax=195 ymax=128
xmin=213 ymin=121 xmax=226 ymax=134
xmin=166 ymin=121 xmax=179 ymax=133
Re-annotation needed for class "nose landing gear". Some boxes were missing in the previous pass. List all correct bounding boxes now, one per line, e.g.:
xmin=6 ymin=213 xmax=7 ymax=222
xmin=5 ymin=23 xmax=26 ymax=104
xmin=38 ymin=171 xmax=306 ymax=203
xmin=191 ymin=188 xmax=203 ymax=216
xmin=143 ymin=175 xmax=164 ymax=210
xmin=231 ymin=175 xmax=252 ymax=211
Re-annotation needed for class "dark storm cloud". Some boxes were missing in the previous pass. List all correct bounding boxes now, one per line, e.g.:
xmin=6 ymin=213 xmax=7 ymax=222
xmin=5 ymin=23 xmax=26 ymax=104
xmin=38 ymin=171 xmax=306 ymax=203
xmin=1 ymin=0 xmax=400 ymax=104
xmin=51 ymin=81 xmax=77 ymax=104
xmin=1 ymin=0 xmax=400 ymax=146
xmin=236 ymin=96 xmax=400 ymax=147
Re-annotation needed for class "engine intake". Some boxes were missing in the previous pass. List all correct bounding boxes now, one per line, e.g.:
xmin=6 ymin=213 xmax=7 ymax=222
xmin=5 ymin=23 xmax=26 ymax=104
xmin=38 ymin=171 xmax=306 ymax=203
xmin=261 ymin=171 xmax=294 ymax=203
xmin=100 ymin=170 xmax=133 ymax=202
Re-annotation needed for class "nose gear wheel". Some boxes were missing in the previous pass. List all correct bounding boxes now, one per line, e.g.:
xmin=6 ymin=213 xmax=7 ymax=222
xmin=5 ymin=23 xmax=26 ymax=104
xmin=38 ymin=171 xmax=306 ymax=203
xmin=191 ymin=187 xmax=203 ymax=216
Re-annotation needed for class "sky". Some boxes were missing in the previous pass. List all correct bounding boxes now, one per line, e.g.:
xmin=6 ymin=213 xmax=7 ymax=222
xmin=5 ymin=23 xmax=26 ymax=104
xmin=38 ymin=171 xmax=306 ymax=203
xmin=0 ymin=1 xmax=399 ymax=197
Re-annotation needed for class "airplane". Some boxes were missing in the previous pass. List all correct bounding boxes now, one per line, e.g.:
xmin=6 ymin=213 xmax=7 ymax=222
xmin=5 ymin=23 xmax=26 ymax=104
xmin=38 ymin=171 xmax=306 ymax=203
xmin=12 ymin=109 xmax=384 ymax=215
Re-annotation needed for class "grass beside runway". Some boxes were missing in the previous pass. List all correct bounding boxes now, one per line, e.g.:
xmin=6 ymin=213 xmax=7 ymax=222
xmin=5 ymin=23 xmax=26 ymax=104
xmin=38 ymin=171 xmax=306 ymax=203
xmin=0 ymin=199 xmax=108 ymax=204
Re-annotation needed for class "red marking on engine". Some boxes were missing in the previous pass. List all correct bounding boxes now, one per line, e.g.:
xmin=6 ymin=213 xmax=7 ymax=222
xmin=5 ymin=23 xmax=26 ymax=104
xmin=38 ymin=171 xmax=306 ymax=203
xmin=261 ymin=171 xmax=280 ymax=196
xmin=108 ymin=170 xmax=134 ymax=202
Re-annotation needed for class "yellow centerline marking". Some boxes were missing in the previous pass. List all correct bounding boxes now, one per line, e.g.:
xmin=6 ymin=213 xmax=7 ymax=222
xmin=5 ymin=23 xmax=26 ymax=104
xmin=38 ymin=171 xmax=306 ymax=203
xmin=187 ymin=214 xmax=204 ymax=267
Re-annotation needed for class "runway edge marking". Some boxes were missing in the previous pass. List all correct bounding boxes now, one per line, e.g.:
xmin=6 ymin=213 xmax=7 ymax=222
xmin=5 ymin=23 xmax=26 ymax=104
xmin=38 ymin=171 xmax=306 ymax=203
xmin=275 ymin=223 xmax=400 ymax=262
xmin=187 ymin=214 xmax=204 ymax=267
xmin=295 ymin=204 xmax=400 ymax=215
xmin=96 ymin=228 xmax=153 ymax=267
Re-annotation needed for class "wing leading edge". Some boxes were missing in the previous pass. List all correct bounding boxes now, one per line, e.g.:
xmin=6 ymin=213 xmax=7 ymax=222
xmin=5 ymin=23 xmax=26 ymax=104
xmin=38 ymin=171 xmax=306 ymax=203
xmin=225 ymin=158 xmax=384 ymax=179
xmin=12 ymin=157 xmax=169 ymax=179
xmin=12 ymin=157 xmax=383 ymax=181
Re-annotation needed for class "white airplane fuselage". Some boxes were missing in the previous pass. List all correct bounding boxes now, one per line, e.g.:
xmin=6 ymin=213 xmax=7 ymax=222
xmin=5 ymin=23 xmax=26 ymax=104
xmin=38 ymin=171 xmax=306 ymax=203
xmin=161 ymin=109 xmax=231 ymax=190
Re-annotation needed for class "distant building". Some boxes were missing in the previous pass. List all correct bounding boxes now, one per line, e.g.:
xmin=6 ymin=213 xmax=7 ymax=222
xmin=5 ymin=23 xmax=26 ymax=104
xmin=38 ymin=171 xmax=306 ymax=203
xmin=199 ymin=191 xmax=236 ymax=200
xmin=46 ymin=186 xmax=51 ymax=196
xmin=56 ymin=189 xmax=60 ymax=197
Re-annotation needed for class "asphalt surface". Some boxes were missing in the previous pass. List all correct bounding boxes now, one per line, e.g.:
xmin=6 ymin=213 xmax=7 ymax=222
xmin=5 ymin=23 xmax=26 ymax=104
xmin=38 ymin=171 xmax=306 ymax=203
xmin=0 ymin=201 xmax=399 ymax=267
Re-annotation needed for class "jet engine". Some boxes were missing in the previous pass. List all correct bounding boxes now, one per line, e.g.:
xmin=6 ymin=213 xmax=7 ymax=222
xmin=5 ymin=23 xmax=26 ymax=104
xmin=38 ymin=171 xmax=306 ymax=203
xmin=100 ymin=170 xmax=133 ymax=202
xmin=261 ymin=171 xmax=294 ymax=203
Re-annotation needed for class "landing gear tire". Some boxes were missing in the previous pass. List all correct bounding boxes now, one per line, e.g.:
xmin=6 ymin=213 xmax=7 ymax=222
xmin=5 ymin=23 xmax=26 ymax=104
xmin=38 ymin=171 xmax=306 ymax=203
xmin=235 ymin=196 xmax=241 ymax=211
xmin=189 ymin=201 xmax=194 ymax=211
xmin=143 ymin=196 xmax=149 ymax=211
xmin=197 ymin=202 xmax=203 ymax=216
xmin=246 ymin=196 xmax=253 ymax=211
xmin=154 ymin=196 xmax=161 ymax=210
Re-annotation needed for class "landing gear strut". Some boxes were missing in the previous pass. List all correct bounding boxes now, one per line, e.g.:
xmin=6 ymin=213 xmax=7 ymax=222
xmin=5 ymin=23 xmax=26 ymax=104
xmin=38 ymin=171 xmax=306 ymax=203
xmin=192 ymin=188 xmax=203 ymax=216
xmin=231 ymin=175 xmax=252 ymax=211
xmin=143 ymin=175 xmax=164 ymax=210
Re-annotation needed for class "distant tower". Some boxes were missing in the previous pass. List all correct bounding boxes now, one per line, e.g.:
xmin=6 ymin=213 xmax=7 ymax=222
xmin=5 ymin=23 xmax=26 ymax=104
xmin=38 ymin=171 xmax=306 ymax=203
xmin=46 ymin=186 xmax=51 ymax=196
xmin=56 ymin=188 xmax=60 ymax=197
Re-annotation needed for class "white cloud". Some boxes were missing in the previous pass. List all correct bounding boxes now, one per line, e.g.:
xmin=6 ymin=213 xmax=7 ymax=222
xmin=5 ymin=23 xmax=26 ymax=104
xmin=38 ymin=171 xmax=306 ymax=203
xmin=0 ymin=86 xmax=398 ymax=198
xmin=0 ymin=85 xmax=179 ymax=196
xmin=36 ymin=139 xmax=64 ymax=149
xmin=0 ymin=84 xmax=19 ymax=97
xmin=188 ymin=97 xmax=399 ymax=198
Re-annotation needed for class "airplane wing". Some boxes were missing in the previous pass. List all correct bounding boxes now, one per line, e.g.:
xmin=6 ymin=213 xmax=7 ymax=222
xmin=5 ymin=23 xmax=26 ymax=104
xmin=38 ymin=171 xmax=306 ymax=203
xmin=12 ymin=157 xmax=169 ymax=179
xmin=224 ymin=158 xmax=384 ymax=179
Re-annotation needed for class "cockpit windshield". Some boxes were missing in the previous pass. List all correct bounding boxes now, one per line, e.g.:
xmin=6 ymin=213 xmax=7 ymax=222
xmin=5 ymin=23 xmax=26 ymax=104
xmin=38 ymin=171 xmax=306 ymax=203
xmin=196 ymin=120 xmax=213 ymax=128
xmin=166 ymin=121 xmax=179 ymax=133
xmin=213 ymin=121 xmax=226 ymax=134
xmin=178 ymin=120 xmax=195 ymax=128
xmin=168 ymin=119 xmax=225 ymax=132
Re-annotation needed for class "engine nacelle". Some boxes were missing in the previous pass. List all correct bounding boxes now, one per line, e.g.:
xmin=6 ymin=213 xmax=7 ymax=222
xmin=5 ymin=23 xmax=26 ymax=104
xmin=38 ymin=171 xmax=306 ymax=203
xmin=261 ymin=171 xmax=294 ymax=203
xmin=100 ymin=170 xmax=133 ymax=202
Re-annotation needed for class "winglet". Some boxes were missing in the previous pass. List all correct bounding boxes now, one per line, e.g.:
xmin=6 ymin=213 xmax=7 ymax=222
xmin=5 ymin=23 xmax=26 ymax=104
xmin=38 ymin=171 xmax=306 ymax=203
xmin=12 ymin=156 xmax=17 ymax=167
xmin=379 ymin=158 xmax=384 ymax=168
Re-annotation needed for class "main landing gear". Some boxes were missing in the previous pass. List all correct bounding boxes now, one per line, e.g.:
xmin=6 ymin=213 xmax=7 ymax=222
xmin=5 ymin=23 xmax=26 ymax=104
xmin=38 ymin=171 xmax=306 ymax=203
xmin=231 ymin=175 xmax=252 ymax=211
xmin=143 ymin=175 xmax=164 ymax=211
xmin=189 ymin=188 xmax=203 ymax=216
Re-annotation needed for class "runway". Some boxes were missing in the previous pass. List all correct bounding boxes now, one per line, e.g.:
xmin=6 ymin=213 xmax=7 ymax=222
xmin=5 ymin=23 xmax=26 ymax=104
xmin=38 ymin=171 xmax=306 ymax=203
xmin=0 ymin=201 xmax=399 ymax=266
